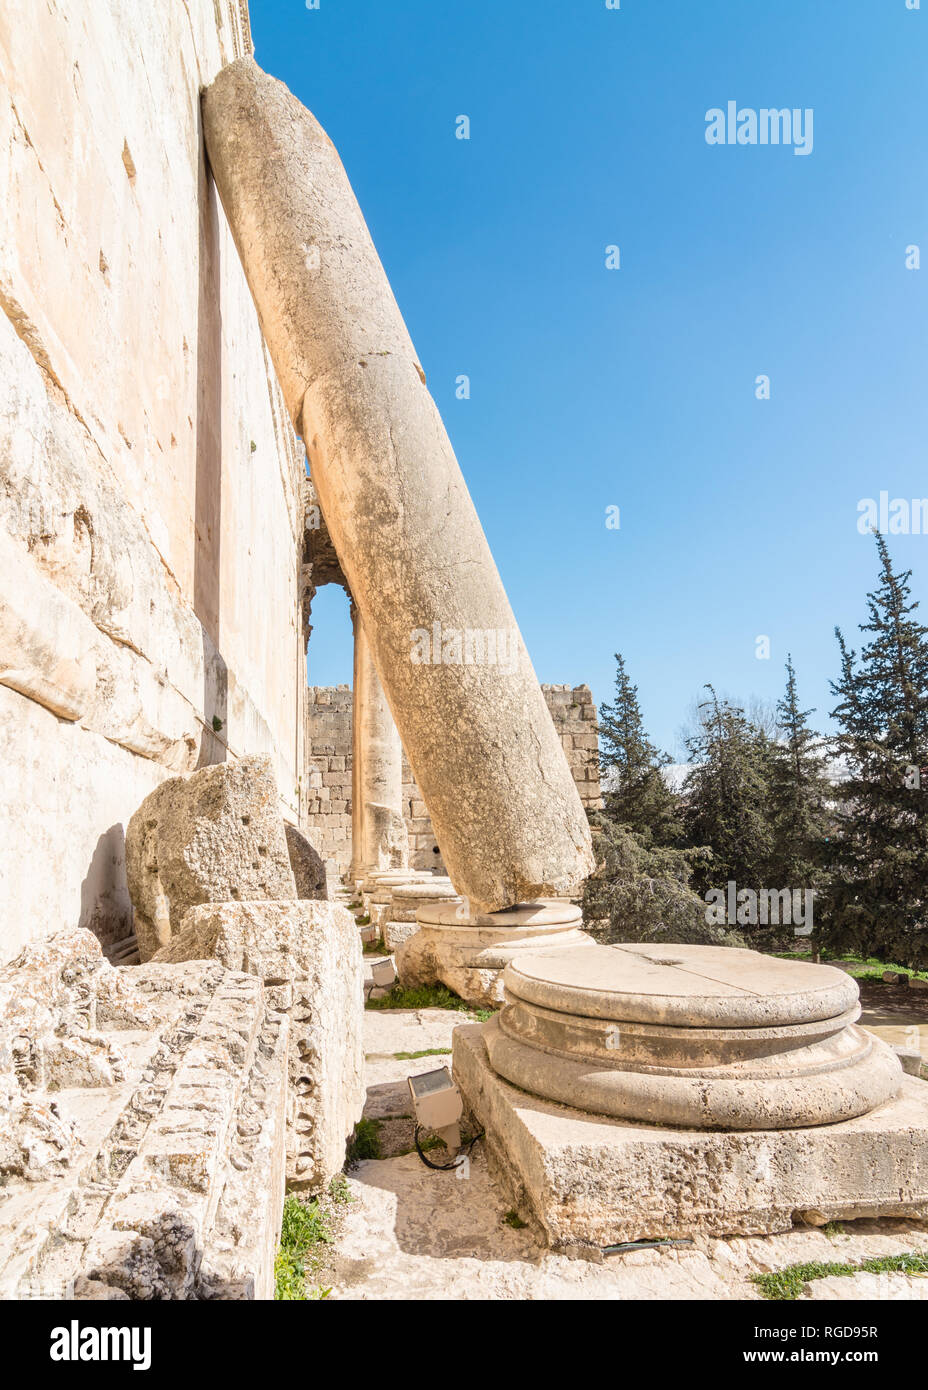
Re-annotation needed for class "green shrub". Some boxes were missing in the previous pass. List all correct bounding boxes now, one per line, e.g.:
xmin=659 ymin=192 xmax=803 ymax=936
xmin=345 ymin=1117 xmax=381 ymax=1164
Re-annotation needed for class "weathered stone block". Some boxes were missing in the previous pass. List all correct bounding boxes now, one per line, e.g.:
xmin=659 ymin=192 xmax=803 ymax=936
xmin=454 ymin=1021 xmax=928 ymax=1250
xmin=126 ymin=755 xmax=296 ymax=960
xmin=0 ymin=928 xmax=288 ymax=1299
xmin=153 ymin=900 xmax=364 ymax=1189
xmin=284 ymin=823 xmax=327 ymax=901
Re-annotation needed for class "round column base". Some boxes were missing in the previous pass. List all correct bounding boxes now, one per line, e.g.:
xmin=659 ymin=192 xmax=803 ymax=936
xmin=395 ymin=900 xmax=593 ymax=1008
xmin=485 ymin=942 xmax=903 ymax=1129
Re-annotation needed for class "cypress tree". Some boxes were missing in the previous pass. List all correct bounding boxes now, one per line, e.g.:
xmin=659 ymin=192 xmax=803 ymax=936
xmin=766 ymin=655 xmax=831 ymax=893
xmin=598 ymin=652 xmax=679 ymax=844
xmin=682 ymin=685 xmax=772 ymax=898
xmin=820 ymin=534 xmax=928 ymax=967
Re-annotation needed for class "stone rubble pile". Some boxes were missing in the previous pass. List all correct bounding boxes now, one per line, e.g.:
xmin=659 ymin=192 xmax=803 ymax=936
xmin=0 ymin=930 xmax=288 ymax=1299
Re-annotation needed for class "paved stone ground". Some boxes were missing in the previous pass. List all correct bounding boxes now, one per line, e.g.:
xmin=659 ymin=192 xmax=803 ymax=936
xmin=321 ymin=1007 xmax=928 ymax=1301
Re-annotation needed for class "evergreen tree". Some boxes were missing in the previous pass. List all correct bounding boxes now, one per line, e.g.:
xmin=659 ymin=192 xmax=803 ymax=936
xmin=598 ymin=653 xmax=679 ymax=843
xmin=682 ymin=686 xmax=773 ymax=897
xmin=766 ymin=655 xmax=831 ymax=892
xmin=582 ymin=819 xmax=741 ymax=947
xmin=820 ymin=534 xmax=928 ymax=967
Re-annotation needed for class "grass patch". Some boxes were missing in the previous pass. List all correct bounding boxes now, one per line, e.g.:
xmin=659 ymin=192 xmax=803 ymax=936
xmin=774 ymin=950 xmax=928 ymax=983
xmin=365 ymin=982 xmax=495 ymax=1021
xmin=355 ymin=913 xmax=371 ymax=927
xmin=328 ymin=1174 xmax=352 ymax=1206
xmin=394 ymin=1133 xmax=448 ymax=1157
xmin=363 ymin=937 xmax=387 ymax=956
xmin=347 ymin=900 xmax=362 ymax=911
xmin=345 ymin=1117 xmax=382 ymax=1165
xmin=274 ymin=1194 xmax=335 ymax=1301
xmin=393 ymin=1048 xmax=452 ymax=1060
xmin=752 ymin=1250 xmax=928 ymax=1301
xmin=504 ymin=1210 xmax=528 ymax=1229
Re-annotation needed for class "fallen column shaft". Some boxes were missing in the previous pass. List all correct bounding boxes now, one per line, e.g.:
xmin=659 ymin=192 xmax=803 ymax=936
xmin=203 ymin=58 xmax=593 ymax=910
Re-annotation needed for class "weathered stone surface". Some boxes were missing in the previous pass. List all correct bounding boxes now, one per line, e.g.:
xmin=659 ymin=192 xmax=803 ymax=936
xmin=0 ymin=0 xmax=305 ymax=966
xmin=454 ymin=1021 xmax=928 ymax=1250
xmin=0 ymin=928 xmax=288 ymax=1299
xmin=361 ymin=870 xmax=436 ymax=898
xmin=389 ymin=881 xmax=461 ymax=923
xmin=366 ymin=873 xmax=445 ymax=930
xmin=126 ymin=755 xmax=296 ymax=961
xmin=285 ymin=823 xmax=328 ymax=900
xmin=202 ymin=57 xmax=594 ymax=912
xmin=382 ymin=921 xmax=421 ymax=951
xmin=396 ymin=900 xmax=595 ymax=1007
xmin=154 ymin=900 xmax=365 ymax=1189
xmin=304 ymin=683 xmax=353 ymax=877
xmin=488 ymin=943 xmax=902 ymax=1129
xmin=802 ymin=1272 xmax=928 ymax=1301
xmin=382 ymin=881 xmax=463 ymax=953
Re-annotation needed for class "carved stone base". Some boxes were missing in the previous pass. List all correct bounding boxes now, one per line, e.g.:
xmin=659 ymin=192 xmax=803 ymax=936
xmin=454 ymin=1019 xmax=928 ymax=1251
xmin=395 ymin=900 xmax=593 ymax=1008
xmin=488 ymin=943 xmax=902 ymax=1129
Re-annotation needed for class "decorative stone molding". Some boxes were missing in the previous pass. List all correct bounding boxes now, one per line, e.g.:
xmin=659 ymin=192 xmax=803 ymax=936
xmin=0 ymin=929 xmax=288 ymax=1299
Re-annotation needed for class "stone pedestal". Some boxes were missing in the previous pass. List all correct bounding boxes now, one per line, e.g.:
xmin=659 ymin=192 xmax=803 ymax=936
xmin=360 ymin=870 xmax=441 ymax=928
xmin=395 ymin=900 xmax=593 ymax=1008
xmin=451 ymin=942 xmax=924 ymax=1249
xmin=454 ymin=1022 xmax=928 ymax=1251
xmin=383 ymin=880 xmax=462 ymax=952
xmin=359 ymin=870 xmax=436 ymax=899
xmin=487 ymin=943 xmax=901 ymax=1129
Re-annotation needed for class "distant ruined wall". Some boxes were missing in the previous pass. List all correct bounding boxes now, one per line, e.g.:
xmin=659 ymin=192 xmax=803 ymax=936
xmin=402 ymin=754 xmax=446 ymax=871
xmin=0 ymin=1 xmax=307 ymax=962
xmin=305 ymin=684 xmax=601 ymax=879
xmin=305 ymin=686 xmax=353 ymax=875
xmin=542 ymin=685 xmax=603 ymax=813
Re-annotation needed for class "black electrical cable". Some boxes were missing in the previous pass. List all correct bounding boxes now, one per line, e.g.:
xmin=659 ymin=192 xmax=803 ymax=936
xmin=413 ymin=1124 xmax=484 ymax=1171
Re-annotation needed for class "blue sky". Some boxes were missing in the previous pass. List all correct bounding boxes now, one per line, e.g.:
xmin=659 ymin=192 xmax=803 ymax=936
xmin=250 ymin=0 xmax=927 ymax=756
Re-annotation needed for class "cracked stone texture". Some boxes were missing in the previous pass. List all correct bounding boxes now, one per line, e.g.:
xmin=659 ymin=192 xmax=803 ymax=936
xmin=154 ymin=899 xmax=365 ymax=1189
xmin=201 ymin=57 xmax=594 ymax=912
xmin=0 ymin=928 xmax=288 ymax=1299
xmin=126 ymin=756 xmax=297 ymax=961
xmin=285 ymin=823 xmax=328 ymax=901
xmin=0 ymin=0 xmax=304 ymax=965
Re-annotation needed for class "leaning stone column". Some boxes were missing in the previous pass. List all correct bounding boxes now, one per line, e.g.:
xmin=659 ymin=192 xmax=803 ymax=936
xmin=349 ymin=604 xmax=408 ymax=879
xmin=203 ymin=59 xmax=594 ymax=912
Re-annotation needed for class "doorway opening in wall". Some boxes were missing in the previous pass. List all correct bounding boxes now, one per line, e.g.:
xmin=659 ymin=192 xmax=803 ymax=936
xmin=306 ymin=584 xmax=353 ymax=688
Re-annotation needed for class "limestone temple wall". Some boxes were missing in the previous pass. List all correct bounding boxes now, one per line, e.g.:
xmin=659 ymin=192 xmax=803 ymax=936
xmin=0 ymin=1 xmax=307 ymax=964
xmin=304 ymin=683 xmax=601 ymax=878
